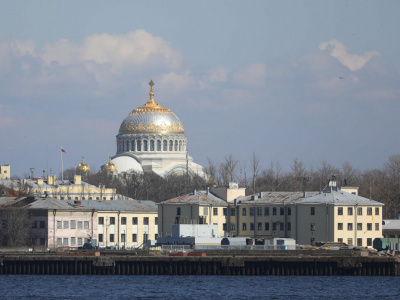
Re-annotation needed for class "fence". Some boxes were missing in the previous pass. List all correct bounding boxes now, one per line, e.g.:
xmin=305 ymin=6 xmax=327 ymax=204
xmin=161 ymin=244 xmax=298 ymax=251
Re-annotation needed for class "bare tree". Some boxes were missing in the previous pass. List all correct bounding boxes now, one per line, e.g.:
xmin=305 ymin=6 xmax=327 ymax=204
xmin=0 ymin=207 xmax=31 ymax=247
xmin=251 ymin=152 xmax=261 ymax=194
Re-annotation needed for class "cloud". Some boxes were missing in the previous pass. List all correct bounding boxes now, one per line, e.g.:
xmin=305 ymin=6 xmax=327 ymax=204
xmin=232 ymin=63 xmax=266 ymax=88
xmin=319 ymin=39 xmax=379 ymax=71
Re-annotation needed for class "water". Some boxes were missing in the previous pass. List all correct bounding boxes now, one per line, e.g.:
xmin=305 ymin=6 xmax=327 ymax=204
xmin=0 ymin=275 xmax=399 ymax=299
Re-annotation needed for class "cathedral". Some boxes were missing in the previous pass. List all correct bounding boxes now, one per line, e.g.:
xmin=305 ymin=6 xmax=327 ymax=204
xmin=103 ymin=80 xmax=204 ymax=177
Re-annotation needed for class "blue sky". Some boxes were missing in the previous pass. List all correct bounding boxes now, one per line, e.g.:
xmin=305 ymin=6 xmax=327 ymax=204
xmin=0 ymin=0 xmax=399 ymax=178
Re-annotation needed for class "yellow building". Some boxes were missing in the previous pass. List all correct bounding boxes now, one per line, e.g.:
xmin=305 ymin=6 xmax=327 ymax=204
xmin=0 ymin=165 xmax=10 ymax=180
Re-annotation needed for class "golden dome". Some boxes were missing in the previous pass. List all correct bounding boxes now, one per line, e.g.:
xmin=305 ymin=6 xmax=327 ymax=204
xmin=119 ymin=80 xmax=184 ymax=134
xmin=104 ymin=156 xmax=118 ymax=173
xmin=77 ymin=156 xmax=90 ymax=173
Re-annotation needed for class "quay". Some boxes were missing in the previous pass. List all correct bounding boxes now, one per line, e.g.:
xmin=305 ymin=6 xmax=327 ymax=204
xmin=1 ymin=249 xmax=399 ymax=276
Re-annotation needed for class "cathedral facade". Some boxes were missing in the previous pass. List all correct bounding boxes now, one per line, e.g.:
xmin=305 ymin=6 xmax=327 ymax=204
xmin=107 ymin=80 xmax=204 ymax=177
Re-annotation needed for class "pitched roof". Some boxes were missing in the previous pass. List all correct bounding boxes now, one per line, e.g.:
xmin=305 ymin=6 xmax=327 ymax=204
xmin=297 ymin=190 xmax=383 ymax=206
xmin=383 ymin=219 xmax=400 ymax=230
xmin=160 ymin=190 xmax=228 ymax=206
xmin=236 ymin=191 xmax=319 ymax=205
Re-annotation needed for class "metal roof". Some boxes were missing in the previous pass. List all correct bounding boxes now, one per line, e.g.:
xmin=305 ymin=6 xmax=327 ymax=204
xmin=160 ymin=190 xmax=228 ymax=206
xmin=383 ymin=219 xmax=400 ymax=230
xmin=236 ymin=192 xmax=320 ymax=205
xmin=296 ymin=190 xmax=383 ymax=206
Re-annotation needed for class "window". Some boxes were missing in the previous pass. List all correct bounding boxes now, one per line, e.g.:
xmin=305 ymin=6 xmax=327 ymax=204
xmin=71 ymin=237 xmax=76 ymax=246
xmin=223 ymin=223 xmax=227 ymax=231
xmin=310 ymin=238 xmax=315 ymax=245
xmin=230 ymin=223 xmax=236 ymax=230
xmin=203 ymin=207 xmax=208 ymax=215
xmin=242 ymin=208 xmax=247 ymax=216
xmin=32 ymin=221 xmax=38 ymax=228
xmin=367 ymin=223 xmax=372 ymax=231
xmin=338 ymin=207 xmax=343 ymax=215
xmin=357 ymin=223 xmax=362 ymax=230
xmin=311 ymin=207 xmax=315 ymax=215
xmin=63 ymin=221 xmax=69 ymax=229
xmin=367 ymin=207 xmax=372 ymax=215
xmin=242 ymin=223 xmax=247 ymax=231
xmin=272 ymin=222 xmax=277 ymax=231
xmin=272 ymin=207 xmax=277 ymax=215
xmin=157 ymin=140 xmax=161 ymax=151
xmin=63 ymin=238 xmax=68 ymax=245
xmin=70 ymin=220 xmax=76 ymax=229
xmin=375 ymin=223 xmax=379 ymax=231
xmin=110 ymin=234 xmax=114 ymax=243
xmin=132 ymin=217 xmax=138 ymax=225
xmin=121 ymin=234 xmax=126 ymax=243
xmin=249 ymin=207 xmax=255 ymax=216
xmin=357 ymin=207 xmax=362 ymax=216
xmin=39 ymin=221 xmax=45 ymax=228
xmin=121 ymin=217 xmax=126 ymax=225
xmin=143 ymin=233 xmax=148 ymax=241
xmin=143 ymin=140 xmax=148 ymax=151
xmin=78 ymin=221 xmax=82 ymax=229
xmin=375 ymin=208 xmax=380 ymax=215
xmin=310 ymin=223 xmax=315 ymax=231
xmin=163 ymin=140 xmax=167 ymax=151
xmin=57 ymin=221 xmax=62 ymax=229
xmin=257 ymin=207 xmax=262 ymax=216
xmin=150 ymin=140 xmax=154 ymax=151
xmin=223 ymin=208 xmax=227 ymax=216
xmin=110 ymin=217 xmax=115 ymax=225
xmin=230 ymin=208 xmax=236 ymax=216
xmin=40 ymin=238 xmax=45 ymax=246
xmin=99 ymin=234 xmax=103 ymax=243
xmin=78 ymin=238 xmax=83 ymax=245
xmin=143 ymin=217 xmax=149 ymax=225
xmin=357 ymin=238 xmax=362 ymax=247
xmin=347 ymin=238 xmax=353 ymax=246
xmin=265 ymin=222 xmax=269 ymax=231
xmin=280 ymin=207 xmax=285 ymax=215
xmin=287 ymin=222 xmax=291 ymax=231
xmin=57 ymin=238 xmax=62 ymax=245
xmin=84 ymin=221 xmax=89 ymax=229
xmin=367 ymin=238 xmax=372 ymax=246
xmin=280 ymin=223 xmax=284 ymax=230
xmin=338 ymin=238 xmax=343 ymax=243
xmin=155 ymin=217 xmax=158 ymax=225
xmin=250 ymin=223 xmax=255 ymax=230
xmin=347 ymin=223 xmax=353 ymax=231
xmin=132 ymin=234 xmax=137 ymax=242
xmin=257 ymin=222 xmax=262 ymax=230
xmin=287 ymin=207 xmax=291 ymax=216
xmin=177 ymin=207 xmax=181 ymax=216
xmin=348 ymin=207 xmax=353 ymax=215
xmin=264 ymin=207 xmax=270 ymax=216
xmin=213 ymin=208 xmax=218 ymax=216
xmin=338 ymin=223 xmax=343 ymax=230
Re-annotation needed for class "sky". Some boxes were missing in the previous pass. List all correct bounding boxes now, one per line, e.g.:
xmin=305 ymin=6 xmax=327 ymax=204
xmin=0 ymin=0 xmax=399 ymax=178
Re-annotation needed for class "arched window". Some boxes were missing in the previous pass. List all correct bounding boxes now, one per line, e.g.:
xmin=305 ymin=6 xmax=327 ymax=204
xmin=143 ymin=140 xmax=148 ymax=151
xmin=157 ymin=140 xmax=161 ymax=151
xmin=179 ymin=141 xmax=182 ymax=151
xmin=163 ymin=140 xmax=167 ymax=151
xmin=169 ymin=140 xmax=173 ymax=151
xmin=150 ymin=140 xmax=155 ymax=151
xmin=137 ymin=140 xmax=142 ymax=151
xmin=122 ymin=141 xmax=125 ymax=152
xmin=174 ymin=140 xmax=178 ymax=151
xmin=127 ymin=140 xmax=130 ymax=151
xmin=131 ymin=140 xmax=135 ymax=152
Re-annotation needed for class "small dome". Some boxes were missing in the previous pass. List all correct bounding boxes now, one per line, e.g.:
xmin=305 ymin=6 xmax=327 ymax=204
xmin=77 ymin=157 xmax=90 ymax=173
xmin=104 ymin=156 xmax=118 ymax=173
xmin=119 ymin=80 xmax=184 ymax=134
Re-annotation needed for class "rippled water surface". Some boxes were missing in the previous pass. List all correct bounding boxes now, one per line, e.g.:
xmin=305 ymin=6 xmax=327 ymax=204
xmin=1 ymin=275 xmax=400 ymax=299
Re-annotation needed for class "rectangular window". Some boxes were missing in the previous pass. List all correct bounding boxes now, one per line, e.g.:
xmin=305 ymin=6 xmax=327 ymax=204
xmin=39 ymin=221 xmax=45 ymax=228
xmin=242 ymin=208 xmax=247 ymax=216
xmin=272 ymin=222 xmax=277 ymax=231
xmin=132 ymin=234 xmax=137 ymax=242
xmin=257 ymin=222 xmax=262 ymax=230
xmin=287 ymin=207 xmax=291 ymax=216
xmin=367 ymin=238 xmax=372 ymax=246
xmin=203 ymin=207 xmax=208 ymax=215
xmin=338 ymin=223 xmax=343 ymax=230
xmin=310 ymin=238 xmax=315 ymax=246
xmin=280 ymin=207 xmax=285 ymax=215
xmin=230 ymin=208 xmax=236 ymax=216
xmin=375 ymin=208 xmax=380 ymax=215
xmin=32 ymin=221 xmax=38 ymax=228
xmin=63 ymin=238 xmax=68 ymax=245
xmin=367 ymin=207 xmax=372 ymax=215
xmin=213 ymin=208 xmax=218 ymax=216
xmin=78 ymin=238 xmax=83 ymax=245
xmin=280 ymin=223 xmax=284 ymax=231
xmin=223 ymin=223 xmax=227 ymax=231
xmin=155 ymin=217 xmax=158 ymax=225
xmin=63 ymin=221 xmax=69 ymax=229
xmin=367 ymin=223 xmax=372 ymax=231
xmin=143 ymin=233 xmax=148 ymax=241
xmin=242 ymin=223 xmax=247 ymax=231
xmin=99 ymin=234 xmax=103 ymax=243
xmin=265 ymin=222 xmax=270 ymax=231
xmin=57 ymin=238 xmax=62 ymax=245
xmin=78 ymin=221 xmax=82 ymax=229
xmin=110 ymin=234 xmax=114 ymax=243
xmin=338 ymin=207 xmax=343 ymax=215
xmin=338 ymin=238 xmax=343 ymax=243
xmin=70 ymin=220 xmax=76 ymax=229
xmin=310 ymin=223 xmax=315 ymax=231
xmin=375 ymin=223 xmax=379 ymax=231
xmin=57 ymin=221 xmax=62 ymax=229
xmin=272 ymin=207 xmax=277 ymax=215
xmin=357 ymin=223 xmax=362 ymax=230
xmin=348 ymin=223 xmax=353 ymax=231
xmin=249 ymin=207 xmax=255 ymax=216
xmin=110 ymin=217 xmax=115 ymax=225
xmin=347 ymin=238 xmax=353 ymax=246
xmin=177 ymin=207 xmax=181 ymax=215
xmin=132 ymin=217 xmax=138 ymax=225
xmin=84 ymin=221 xmax=89 ymax=229
xmin=121 ymin=217 xmax=126 ymax=225
xmin=357 ymin=207 xmax=362 ymax=216
xmin=264 ymin=207 xmax=270 ymax=216
xmin=257 ymin=207 xmax=262 ymax=216
xmin=223 ymin=208 xmax=227 ymax=216
xmin=98 ymin=217 xmax=104 ymax=225
xmin=143 ymin=217 xmax=149 ymax=225
xmin=71 ymin=237 xmax=76 ymax=246
xmin=311 ymin=207 xmax=315 ymax=215
xmin=357 ymin=238 xmax=362 ymax=247
xmin=250 ymin=223 xmax=255 ymax=230
xmin=287 ymin=222 xmax=291 ymax=231
xmin=230 ymin=223 xmax=236 ymax=230
xmin=348 ymin=207 xmax=353 ymax=215
xmin=121 ymin=234 xmax=126 ymax=243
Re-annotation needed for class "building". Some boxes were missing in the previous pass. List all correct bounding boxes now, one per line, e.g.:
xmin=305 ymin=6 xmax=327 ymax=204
xmin=382 ymin=219 xmax=400 ymax=238
xmin=0 ymin=165 xmax=10 ymax=180
xmin=107 ymin=80 xmax=204 ymax=177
